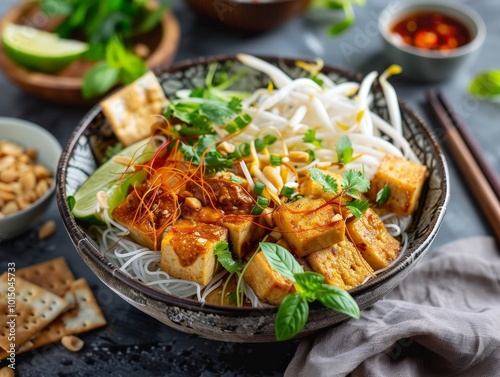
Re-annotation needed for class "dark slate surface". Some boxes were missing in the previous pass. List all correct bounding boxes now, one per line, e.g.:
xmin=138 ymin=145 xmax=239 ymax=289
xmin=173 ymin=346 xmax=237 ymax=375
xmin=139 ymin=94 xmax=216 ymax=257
xmin=0 ymin=0 xmax=498 ymax=376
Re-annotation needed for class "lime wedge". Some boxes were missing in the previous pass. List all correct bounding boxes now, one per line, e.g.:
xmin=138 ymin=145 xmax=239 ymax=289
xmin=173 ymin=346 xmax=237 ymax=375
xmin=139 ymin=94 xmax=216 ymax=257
xmin=70 ymin=139 xmax=156 ymax=224
xmin=2 ymin=23 xmax=88 ymax=73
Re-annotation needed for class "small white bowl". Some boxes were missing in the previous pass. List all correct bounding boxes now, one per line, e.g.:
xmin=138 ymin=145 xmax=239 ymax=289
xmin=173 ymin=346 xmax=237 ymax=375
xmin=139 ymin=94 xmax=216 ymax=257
xmin=379 ymin=0 xmax=486 ymax=82
xmin=0 ymin=117 xmax=61 ymax=241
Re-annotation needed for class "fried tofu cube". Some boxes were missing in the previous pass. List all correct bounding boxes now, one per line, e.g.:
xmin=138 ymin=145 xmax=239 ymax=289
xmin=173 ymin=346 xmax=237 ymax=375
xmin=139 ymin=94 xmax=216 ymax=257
xmin=300 ymin=170 xmax=343 ymax=202
xmin=112 ymin=183 xmax=178 ymax=250
xmin=160 ymin=219 xmax=227 ymax=285
xmin=181 ymin=204 xmax=266 ymax=259
xmin=204 ymin=275 xmax=249 ymax=307
xmin=307 ymin=240 xmax=374 ymax=290
xmin=273 ymin=197 xmax=345 ymax=257
xmin=346 ymin=208 xmax=401 ymax=270
xmin=222 ymin=215 xmax=267 ymax=259
xmin=243 ymin=251 xmax=293 ymax=305
xmin=367 ymin=154 xmax=427 ymax=216
xmin=101 ymin=71 xmax=167 ymax=147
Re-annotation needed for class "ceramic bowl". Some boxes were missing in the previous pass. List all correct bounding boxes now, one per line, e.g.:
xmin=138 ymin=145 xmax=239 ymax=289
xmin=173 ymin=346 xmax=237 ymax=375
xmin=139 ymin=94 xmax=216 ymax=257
xmin=185 ymin=0 xmax=311 ymax=33
xmin=378 ymin=0 xmax=486 ymax=82
xmin=0 ymin=117 xmax=61 ymax=241
xmin=0 ymin=2 xmax=180 ymax=106
xmin=57 ymin=55 xmax=449 ymax=342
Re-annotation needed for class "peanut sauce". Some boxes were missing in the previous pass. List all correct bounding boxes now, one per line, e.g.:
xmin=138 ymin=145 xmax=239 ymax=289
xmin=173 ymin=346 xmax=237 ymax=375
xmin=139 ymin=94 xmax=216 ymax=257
xmin=391 ymin=12 xmax=471 ymax=51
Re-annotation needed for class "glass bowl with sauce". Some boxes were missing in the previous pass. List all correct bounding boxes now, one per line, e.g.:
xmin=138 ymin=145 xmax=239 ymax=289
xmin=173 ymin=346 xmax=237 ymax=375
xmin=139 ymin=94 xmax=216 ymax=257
xmin=378 ymin=1 xmax=485 ymax=82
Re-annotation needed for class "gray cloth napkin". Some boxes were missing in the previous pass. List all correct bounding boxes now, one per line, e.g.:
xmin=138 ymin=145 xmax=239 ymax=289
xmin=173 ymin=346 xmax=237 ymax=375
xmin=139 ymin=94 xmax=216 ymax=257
xmin=285 ymin=236 xmax=500 ymax=377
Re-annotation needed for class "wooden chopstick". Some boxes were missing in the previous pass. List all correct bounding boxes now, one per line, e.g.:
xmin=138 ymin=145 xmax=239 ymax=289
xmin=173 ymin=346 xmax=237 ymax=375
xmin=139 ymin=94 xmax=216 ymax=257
xmin=427 ymin=90 xmax=500 ymax=242
xmin=436 ymin=91 xmax=500 ymax=200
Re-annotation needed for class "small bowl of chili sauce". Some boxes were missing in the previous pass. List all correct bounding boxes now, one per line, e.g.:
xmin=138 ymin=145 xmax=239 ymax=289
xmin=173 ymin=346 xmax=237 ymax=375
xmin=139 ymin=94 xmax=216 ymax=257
xmin=378 ymin=1 xmax=485 ymax=82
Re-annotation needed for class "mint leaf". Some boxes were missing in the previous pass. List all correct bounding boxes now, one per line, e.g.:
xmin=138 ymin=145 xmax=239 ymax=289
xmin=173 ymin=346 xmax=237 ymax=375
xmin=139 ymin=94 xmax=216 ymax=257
xmin=346 ymin=199 xmax=370 ymax=218
xmin=275 ymin=293 xmax=309 ymax=341
xmin=342 ymin=169 xmax=370 ymax=198
xmin=82 ymin=61 xmax=119 ymax=99
xmin=260 ymin=242 xmax=303 ymax=282
xmin=309 ymin=168 xmax=338 ymax=193
xmin=316 ymin=284 xmax=360 ymax=319
xmin=214 ymin=241 xmax=244 ymax=274
xmin=376 ymin=185 xmax=391 ymax=206
xmin=336 ymin=135 xmax=353 ymax=164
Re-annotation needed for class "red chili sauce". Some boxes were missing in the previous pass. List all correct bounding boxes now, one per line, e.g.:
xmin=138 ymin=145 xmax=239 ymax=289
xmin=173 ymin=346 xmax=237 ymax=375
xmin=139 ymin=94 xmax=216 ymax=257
xmin=391 ymin=12 xmax=471 ymax=51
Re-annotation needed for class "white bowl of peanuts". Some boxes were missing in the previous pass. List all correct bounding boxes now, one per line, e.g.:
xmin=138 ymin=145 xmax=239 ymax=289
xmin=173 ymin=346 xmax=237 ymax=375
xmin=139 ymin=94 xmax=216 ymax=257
xmin=0 ymin=117 xmax=61 ymax=240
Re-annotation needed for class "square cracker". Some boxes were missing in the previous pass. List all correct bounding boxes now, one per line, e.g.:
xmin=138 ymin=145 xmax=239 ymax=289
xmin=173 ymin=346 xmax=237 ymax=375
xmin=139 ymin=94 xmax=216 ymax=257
xmin=0 ymin=274 xmax=70 ymax=350
xmin=22 ymin=278 xmax=107 ymax=350
xmin=101 ymin=71 xmax=167 ymax=147
xmin=16 ymin=257 xmax=75 ymax=297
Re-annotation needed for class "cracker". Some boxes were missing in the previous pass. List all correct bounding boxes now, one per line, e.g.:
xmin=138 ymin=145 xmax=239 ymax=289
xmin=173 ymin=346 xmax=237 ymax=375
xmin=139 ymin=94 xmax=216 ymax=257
xmin=0 ymin=274 xmax=70 ymax=351
xmin=16 ymin=257 xmax=75 ymax=297
xmin=24 ymin=278 xmax=107 ymax=350
xmin=101 ymin=71 xmax=167 ymax=147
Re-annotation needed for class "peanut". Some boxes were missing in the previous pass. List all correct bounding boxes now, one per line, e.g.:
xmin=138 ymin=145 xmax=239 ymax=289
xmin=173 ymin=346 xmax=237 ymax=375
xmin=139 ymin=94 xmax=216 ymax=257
xmin=38 ymin=220 xmax=56 ymax=240
xmin=0 ymin=141 xmax=53 ymax=219
xmin=184 ymin=197 xmax=202 ymax=209
xmin=288 ymin=151 xmax=310 ymax=164
xmin=0 ymin=365 xmax=15 ymax=377
xmin=61 ymin=335 xmax=84 ymax=352
xmin=263 ymin=166 xmax=284 ymax=191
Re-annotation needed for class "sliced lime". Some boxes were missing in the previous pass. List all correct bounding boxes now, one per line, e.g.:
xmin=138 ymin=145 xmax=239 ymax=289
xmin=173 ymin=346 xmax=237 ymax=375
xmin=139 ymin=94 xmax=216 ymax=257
xmin=2 ymin=23 xmax=88 ymax=73
xmin=70 ymin=139 xmax=156 ymax=224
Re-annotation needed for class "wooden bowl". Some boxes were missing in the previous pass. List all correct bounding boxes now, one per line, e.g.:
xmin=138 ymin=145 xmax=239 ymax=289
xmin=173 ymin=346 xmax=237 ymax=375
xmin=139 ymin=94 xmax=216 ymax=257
xmin=0 ymin=2 xmax=180 ymax=106
xmin=185 ymin=0 xmax=312 ymax=33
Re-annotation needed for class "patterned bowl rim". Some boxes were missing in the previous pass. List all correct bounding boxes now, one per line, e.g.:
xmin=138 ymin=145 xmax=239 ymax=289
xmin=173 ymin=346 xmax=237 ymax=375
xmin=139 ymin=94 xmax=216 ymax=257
xmin=57 ymin=54 xmax=450 ymax=316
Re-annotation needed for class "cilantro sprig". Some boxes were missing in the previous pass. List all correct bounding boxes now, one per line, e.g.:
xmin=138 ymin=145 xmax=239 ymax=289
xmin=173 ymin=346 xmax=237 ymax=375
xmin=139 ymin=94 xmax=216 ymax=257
xmin=308 ymin=167 xmax=371 ymax=218
xmin=260 ymin=242 xmax=360 ymax=341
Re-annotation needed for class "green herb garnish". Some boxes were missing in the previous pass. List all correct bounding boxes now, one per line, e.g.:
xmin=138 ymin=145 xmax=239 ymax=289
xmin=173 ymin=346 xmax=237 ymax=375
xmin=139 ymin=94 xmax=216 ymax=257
xmin=82 ymin=37 xmax=147 ymax=99
xmin=310 ymin=0 xmax=365 ymax=37
xmin=214 ymin=242 xmax=244 ymax=274
xmin=342 ymin=169 xmax=370 ymax=199
xmin=260 ymin=242 xmax=360 ymax=341
xmin=335 ymin=135 xmax=353 ymax=165
xmin=303 ymin=129 xmax=323 ymax=148
xmin=346 ymin=199 xmax=370 ymax=219
xmin=376 ymin=185 xmax=391 ymax=206
xmin=468 ymin=70 xmax=500 ymax=100
xmin=308 ymin=168 xmax=339 ymax=193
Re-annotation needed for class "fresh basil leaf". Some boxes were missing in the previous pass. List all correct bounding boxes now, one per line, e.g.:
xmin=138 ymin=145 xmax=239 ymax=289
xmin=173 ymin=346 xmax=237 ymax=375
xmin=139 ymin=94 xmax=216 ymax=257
xmin=376 ymin=185 xmax=391 ymax=206
xmin=294 ymin=272 xmax=324 ymax=301
xmin=346 ymin=199 xmax=370 ymax=218
xmin=214 ymin=242 xmax=244 ymax=274
xmin=468 ymin=70 xmax=500 ymax=99
xmin=82 ymin=61 xmax=119 ymax=99
xmin=309 ymin=168 xmax=338 ymax=193
xmin=275 ymin=293 xmax=309 ymax=341
xmin=260 ymin=242 xmax=303 ymax=282
xmin=316 ymin=284 xmax=360 ymax=319
xmin=336 ymin=135 xmax=353 ymax=164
